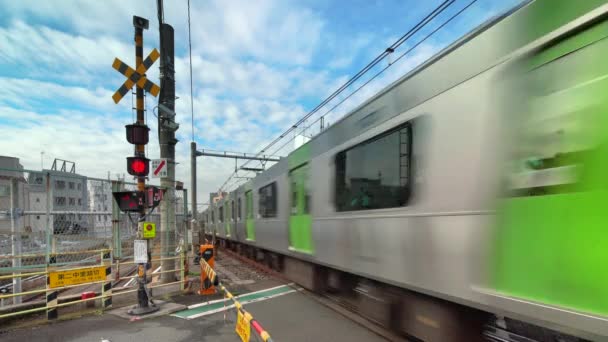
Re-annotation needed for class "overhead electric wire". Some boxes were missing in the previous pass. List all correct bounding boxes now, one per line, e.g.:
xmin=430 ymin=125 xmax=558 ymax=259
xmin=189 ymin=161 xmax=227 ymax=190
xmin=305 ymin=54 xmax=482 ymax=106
xmin=257 ymin=0 xmax=453 ymax=154
xmin=187 ymin=0 xmax=195 ymax=141
xmin=268 ymin=0 xmax=480 ymax=158
xmin=218 ymin=0 xmax=458 ymax=192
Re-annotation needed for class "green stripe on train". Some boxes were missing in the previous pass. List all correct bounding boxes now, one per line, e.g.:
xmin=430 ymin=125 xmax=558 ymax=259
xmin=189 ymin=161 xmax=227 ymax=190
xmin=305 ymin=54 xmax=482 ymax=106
xmin=493 ymin=12 xmax=608 ymax=316
xmin=288 ymin=147 xmax=314 ymax=254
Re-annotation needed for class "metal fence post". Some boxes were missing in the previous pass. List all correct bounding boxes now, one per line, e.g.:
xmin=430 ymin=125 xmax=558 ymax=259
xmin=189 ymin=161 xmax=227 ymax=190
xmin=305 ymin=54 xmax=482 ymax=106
xmin=46 ymin=264 xmax=58 ymax=320
xmin=45 ymin=172 xmax=52 ymax=265
xmin=111 ymin=180 xmax=122 ymax=259
xmin=101 ymin=250 xmax=112 ymax=309
xmin=183 ymin=188 xmax=188 ymax=249
xmin=180 ymin=246 xmax=185 ymax=292
xmin=10 ymin=178 xmax=22 ymax=304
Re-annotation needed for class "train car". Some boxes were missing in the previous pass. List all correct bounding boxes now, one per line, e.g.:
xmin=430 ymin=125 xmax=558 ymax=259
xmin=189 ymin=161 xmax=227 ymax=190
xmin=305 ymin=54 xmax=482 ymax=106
xmin=206 ymin=1 xmax=608 ymax=340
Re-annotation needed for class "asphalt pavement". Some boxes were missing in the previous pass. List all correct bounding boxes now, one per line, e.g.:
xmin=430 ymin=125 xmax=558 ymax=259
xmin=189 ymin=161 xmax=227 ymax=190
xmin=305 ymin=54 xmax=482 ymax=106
xmin=0 ymin=285 xmax=388 ymax=342
xmin=0 ymin=250 xmax=389 ymax=342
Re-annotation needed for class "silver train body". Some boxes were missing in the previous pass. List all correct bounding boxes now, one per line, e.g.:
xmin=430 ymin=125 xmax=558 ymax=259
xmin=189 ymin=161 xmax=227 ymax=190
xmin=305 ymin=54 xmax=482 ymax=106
xmin=202 ymin=3 xmax=608 ymax=340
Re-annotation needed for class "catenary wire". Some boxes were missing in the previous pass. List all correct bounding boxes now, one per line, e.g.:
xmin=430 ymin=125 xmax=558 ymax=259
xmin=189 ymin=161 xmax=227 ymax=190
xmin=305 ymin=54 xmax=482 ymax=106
xmin=268 ymin=0 xmax=480 ymax=158
xmin=217 ymin=0 xmax=458 ymax=192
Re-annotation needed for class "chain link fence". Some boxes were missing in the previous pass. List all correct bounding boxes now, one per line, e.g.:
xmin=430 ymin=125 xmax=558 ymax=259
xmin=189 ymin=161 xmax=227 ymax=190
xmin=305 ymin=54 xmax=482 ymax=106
xmin=0 ymin=166 xmax=189 ymax=305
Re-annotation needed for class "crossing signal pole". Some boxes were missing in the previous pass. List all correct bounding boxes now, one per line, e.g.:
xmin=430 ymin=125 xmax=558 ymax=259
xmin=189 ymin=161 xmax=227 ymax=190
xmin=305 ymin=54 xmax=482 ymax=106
xmin=131 ymin=16 xmax=157 ymax=315
xmin=111 ymin=15 xmax=161 ymax=316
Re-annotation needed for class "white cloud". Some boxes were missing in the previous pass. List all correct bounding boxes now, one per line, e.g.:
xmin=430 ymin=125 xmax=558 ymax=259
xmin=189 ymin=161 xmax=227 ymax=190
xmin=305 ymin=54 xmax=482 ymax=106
xmin=2 ymin=0 xmax=486 ymax=212
xmin=0 ymin=77 xmax=116 ymax=112
xmin=186 ymin=0 xmax=324 ymax=65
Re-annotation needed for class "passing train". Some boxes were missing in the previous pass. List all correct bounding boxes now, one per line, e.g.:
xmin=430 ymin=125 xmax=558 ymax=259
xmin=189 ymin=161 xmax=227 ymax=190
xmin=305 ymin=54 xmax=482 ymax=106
xmin=201 ymin=1 xmax=608 ymax=340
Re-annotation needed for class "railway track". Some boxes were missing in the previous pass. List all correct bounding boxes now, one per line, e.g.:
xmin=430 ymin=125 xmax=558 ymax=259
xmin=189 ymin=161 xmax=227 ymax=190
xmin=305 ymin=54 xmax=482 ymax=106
xmin=215 ymin=245 xmax=411 ymax=342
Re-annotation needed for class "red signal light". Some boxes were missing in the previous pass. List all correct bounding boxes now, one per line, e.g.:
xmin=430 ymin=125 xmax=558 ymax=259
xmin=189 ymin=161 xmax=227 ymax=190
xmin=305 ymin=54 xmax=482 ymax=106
xmin=127 ymin=157 xmax=150 ymax=177
xmin=132 ymin=160 xmax=146 ymax=173
xmin=112 ymin=191 xmax=144 ymax=212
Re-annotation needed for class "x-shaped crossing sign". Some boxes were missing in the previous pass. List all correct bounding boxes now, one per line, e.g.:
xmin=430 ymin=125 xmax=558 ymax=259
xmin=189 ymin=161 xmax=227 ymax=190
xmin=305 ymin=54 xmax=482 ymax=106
xmin=111 ymin=48 xmax=161 ymax=104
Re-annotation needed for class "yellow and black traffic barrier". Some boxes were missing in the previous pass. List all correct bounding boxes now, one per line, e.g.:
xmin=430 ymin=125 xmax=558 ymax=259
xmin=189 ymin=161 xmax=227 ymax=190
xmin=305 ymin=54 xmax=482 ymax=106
xmin=0 ymin=247 xmax=189 ymax=321
xmin=198 ymin=250 xmax=273 ymax=342
xmin=198 ymin=244 xmax=217 ymax=295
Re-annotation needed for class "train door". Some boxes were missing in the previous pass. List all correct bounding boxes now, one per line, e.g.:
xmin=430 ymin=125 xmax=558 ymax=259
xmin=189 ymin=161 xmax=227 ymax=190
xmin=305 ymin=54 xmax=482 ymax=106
xmin=493 ymin=19 xmax=608 ymax=317
xmin=245 ymin=190 xmax=255 ymax=241
xmin=288 ymin=163 xmax=313 ymax=253
xmin=225 ymin=200 xmax=232 ymax=237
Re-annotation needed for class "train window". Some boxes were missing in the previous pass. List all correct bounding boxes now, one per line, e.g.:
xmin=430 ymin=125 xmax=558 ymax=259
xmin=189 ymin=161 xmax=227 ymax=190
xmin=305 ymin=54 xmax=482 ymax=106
xmin=258 ymin=182 xmax=277 ymax=218
xmin=231 ymin=200 xmax=235 ymax=222
xmin=506 ymin=33 xmax=608 ymax=197
xmin=211 ymin=210 xmax=215 ymax=223
xmin=289 ymin=163 xmax=311 ymax=215
xmin=335 ymin=122 xmax=412 ymax=211
xmin=219 ymin=206 xmax=224 ymax=223
xmin=237 ymin=198 xmax=242 ymax=221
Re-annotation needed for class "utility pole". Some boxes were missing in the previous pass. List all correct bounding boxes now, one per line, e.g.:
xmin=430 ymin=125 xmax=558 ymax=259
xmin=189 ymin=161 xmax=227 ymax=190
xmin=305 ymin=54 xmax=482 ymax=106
xmin=191 ymin=142 xmax=197 ymax=241
xmin=157 ymin=0 xmax=179 ymax=282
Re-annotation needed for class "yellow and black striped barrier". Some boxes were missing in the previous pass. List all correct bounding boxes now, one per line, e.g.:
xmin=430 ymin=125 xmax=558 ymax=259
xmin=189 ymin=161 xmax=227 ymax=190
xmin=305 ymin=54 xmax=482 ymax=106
xmin=199 ymin=256 xmax=274 ymax=342
xmin=0 ymin=248 xmax=188 ymax=321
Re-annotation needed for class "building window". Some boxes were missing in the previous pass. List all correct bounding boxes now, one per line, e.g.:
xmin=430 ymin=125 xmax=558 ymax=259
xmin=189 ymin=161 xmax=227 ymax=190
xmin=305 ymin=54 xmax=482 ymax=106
xmin=98 ymin=215 xmax=101 ymax=222
xmin=36 ymin=215 xmax=40 ymax=220
xmin=69 ymin=198 xmax=75 ymax=205
xmin=78 ymin=198 xmax=82 ymax=205
xmin=55 ymin=180 xmax=65 ymax=189
xmin=104 ymin=216 xmax=107 ymax=222
xmin=258 ymin=182 xmax=277 ymax=218
xmin=54 ymin=196 xmax=66 ymax=206
xmin=69 ymin=182 xmax=75 ymax=189
xmin=77 ymin=183 xmax=81 ymax=190
xmin=104 ymin=206 xmax=107 ymax=211
xmin=335 ymin=122 xmax=412 ymax=211
xmin=0 ymin=185 xmax=9 ymax=197
xmin=36 ymin=197 xmax=40 ymax=203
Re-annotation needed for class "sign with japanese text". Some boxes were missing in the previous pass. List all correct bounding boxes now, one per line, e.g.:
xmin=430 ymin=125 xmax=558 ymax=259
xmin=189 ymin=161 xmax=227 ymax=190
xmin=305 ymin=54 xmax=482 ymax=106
xmin=151 ymin=158 xmax=167 ymax=178
xmin=48 ymin=266 xmax=107 ymax=289
xmin=134 ymin=239 xmax=148 ymax=263
xmin=142 ymin=221 xmax=156 ymax=239
xmin=235 ymin=310 xmax=251 ymax=342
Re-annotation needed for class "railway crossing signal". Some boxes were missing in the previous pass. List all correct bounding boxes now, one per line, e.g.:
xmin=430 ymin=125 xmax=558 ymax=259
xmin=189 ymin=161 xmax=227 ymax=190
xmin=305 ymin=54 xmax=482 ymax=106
xmin=110 ymin=15 xmax=159 ymax=316
xmin=111 ymin=48 xmax=160 ymax=104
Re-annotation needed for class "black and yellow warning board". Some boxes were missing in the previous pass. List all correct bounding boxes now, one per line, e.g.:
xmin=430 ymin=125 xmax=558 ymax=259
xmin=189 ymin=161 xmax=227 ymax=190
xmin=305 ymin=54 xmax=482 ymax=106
xmin=142 ymin=221 xmax=156 ymax=239
xmin=111 ymin=48 xmax=160 ymax=104
xmin=48 ymin=266 xmax=108 ymax=289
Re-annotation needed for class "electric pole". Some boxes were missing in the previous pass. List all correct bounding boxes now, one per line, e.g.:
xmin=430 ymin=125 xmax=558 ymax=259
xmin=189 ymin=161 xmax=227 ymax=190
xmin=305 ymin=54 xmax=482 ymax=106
xmin=157 ymin=0 xmax=179 ymax=283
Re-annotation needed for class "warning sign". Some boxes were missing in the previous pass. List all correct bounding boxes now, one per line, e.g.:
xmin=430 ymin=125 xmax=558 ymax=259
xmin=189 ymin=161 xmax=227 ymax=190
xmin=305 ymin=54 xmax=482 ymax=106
xmin=151 ymin=159 xmax=167 ymax=178
xmin=142 ymin=221 xmax=156 ymax=239
xmin=48 ymin=266 xmax=107 ymax=289
xmin=235 ymin=310 xmax=251 ymax=342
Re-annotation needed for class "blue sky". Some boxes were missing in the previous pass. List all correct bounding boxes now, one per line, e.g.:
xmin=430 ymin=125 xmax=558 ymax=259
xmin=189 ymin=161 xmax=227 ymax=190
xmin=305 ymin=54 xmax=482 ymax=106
xmin=0 ymin=0 xmax=522 ymax=205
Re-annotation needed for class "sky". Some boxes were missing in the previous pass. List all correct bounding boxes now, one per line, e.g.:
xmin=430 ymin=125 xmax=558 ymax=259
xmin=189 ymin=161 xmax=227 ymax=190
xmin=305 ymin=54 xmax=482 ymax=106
xmin=0 ymin=0 xmax=522 ymax=211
